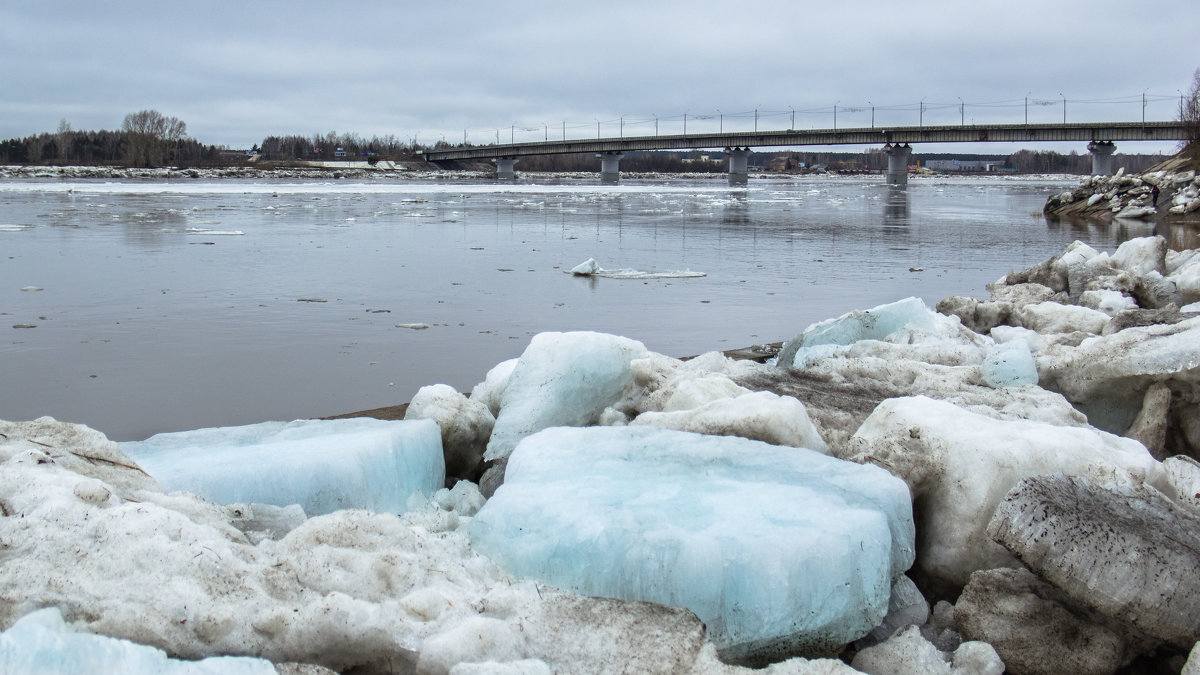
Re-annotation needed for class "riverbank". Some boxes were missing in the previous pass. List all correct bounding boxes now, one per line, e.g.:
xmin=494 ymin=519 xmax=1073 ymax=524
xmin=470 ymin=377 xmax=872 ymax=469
xmin=1045 ymin=141 xmax=1200 ymax=223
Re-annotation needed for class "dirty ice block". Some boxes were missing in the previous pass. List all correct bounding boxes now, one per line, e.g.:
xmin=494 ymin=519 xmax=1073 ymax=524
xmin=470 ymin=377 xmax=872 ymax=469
xmin=469 ymin=426 xmax=915 ymax=663
xmin=121 ymin=418 xmax=443 ymax=515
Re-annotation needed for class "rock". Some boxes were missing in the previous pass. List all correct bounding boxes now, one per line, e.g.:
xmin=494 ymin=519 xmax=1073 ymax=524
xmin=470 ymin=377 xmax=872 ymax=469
xmin=844 ymin=396 xmax=1156 ymax=592
xmin=988 ymin=474 xmax=1200 ymax=648
xmin=954 ymin=567 xmax=1129 ymax=675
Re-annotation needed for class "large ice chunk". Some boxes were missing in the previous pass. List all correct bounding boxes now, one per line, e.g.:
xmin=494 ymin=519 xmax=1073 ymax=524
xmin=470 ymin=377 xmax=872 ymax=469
xmin=121 ymin=418 xmax=444 ymax=515
xmin=485 ymin=332 xmax=649 ymax=463
xmin=0 ymin=607 xmax=276 ymax=674
xmin=470 ymin=426 xmax=915 ymax=664
xmin=844 ymin=396 xmax=1157 ymax=592
xmin=778 ymin=297 xmax=975 ymax=369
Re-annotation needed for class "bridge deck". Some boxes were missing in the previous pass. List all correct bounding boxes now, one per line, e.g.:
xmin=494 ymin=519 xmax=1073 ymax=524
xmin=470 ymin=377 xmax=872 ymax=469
xmin=419 ymin=121 xmax=1187 ymax=162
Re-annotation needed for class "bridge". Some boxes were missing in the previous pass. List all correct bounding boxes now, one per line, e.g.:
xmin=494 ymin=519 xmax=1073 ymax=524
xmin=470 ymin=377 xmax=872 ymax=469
xmin=417 ymin=120 xmax=1189 ymax=184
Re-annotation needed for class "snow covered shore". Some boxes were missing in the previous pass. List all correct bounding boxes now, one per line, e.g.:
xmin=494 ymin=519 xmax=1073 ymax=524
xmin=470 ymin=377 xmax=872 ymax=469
xmin=5 ymin=236 xmax=1200 ymax=673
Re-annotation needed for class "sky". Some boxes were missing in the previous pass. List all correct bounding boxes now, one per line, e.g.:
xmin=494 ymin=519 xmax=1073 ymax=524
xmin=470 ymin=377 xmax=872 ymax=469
xmin=2 ymin=0 xmax=1196 ymax=155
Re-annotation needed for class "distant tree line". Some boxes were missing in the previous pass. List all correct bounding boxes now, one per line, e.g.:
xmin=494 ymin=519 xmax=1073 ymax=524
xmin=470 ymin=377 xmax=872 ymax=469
xmin=257 ymin=132 xmax=422 ymax=162
xmin=0 ymin=110 xmax=224 ymax=167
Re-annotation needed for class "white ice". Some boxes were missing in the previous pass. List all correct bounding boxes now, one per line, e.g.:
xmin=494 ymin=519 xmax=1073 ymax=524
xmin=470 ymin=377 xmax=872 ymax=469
xmin=778 ymin=297 xmax=972 ymax=369
xmin=121 ymin=418 xmax=444 ymax=516
xmin=844 ymin=396 xmax=1158 ymax=589
xmin=0 ymin=608 xmax=277 ymax=674
xmin=567 ymin=257 xmax=706 ymax=279
xmin=470 ymin=425 xmax=915 ymax=661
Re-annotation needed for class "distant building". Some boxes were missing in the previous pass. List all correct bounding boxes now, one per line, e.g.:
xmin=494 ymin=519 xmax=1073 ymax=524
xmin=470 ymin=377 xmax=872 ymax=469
xmin=923 ymin=159 xmax=1006 ymax=172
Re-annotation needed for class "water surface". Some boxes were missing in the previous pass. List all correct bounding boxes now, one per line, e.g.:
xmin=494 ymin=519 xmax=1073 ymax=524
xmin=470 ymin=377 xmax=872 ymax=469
xmin=0 ymin=173 xmax=1179 ymax=440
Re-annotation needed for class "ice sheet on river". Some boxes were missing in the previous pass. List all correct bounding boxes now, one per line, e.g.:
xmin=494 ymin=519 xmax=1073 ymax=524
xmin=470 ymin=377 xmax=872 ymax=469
xmin=569 ymin=257 xmax=706 ymax=279
xmin=470 ymin=425 xmax=915 ymax=664
xmin=121 ymin=418 xmax=444 ymax=516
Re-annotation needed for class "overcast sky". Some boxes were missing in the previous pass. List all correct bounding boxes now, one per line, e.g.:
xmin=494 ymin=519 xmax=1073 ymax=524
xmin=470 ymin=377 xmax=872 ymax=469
xmin=2 ymin=1 xmax=1195 ymax=154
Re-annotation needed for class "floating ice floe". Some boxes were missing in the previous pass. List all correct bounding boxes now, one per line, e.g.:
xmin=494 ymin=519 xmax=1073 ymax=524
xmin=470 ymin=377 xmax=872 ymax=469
xmin=472 ymin=426 xmax=914 ymax=665
xmin=184 ymin=228 xmax=244 ymax=235
xmin=568 ymin=257 xmax=705 ymax=279
xmin=121 ymin=418 xmax=444 ymax=515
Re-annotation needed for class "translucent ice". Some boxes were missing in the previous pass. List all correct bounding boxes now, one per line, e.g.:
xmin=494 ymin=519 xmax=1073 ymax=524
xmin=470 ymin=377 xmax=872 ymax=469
xmin=485 ymin=332 xmax=649 ymax=463
xmin=980 ymin=339 xmax=1037 ymax=389
xmin=121 ymin=418 xmax=443 ymax=515
xmin=0 ymin=607 xmax=276 ymax=674
xmin=470 ymin=426 xmax=915 ymax=662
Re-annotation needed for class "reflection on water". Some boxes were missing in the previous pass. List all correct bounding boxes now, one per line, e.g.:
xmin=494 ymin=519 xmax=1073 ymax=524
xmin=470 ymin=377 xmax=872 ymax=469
xmin=3 ymin=174 xmax=1195 ymax=440
xmin=882 ymin=186 xmax=910 ymax=232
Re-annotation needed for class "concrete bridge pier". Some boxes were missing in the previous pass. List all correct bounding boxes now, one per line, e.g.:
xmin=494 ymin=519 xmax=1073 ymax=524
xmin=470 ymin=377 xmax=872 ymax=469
xmin=598 ymin=152 xmax=625 ymax=183
xmin=727 ymin=147 xmax=752 ymax=185
xmin=1088 ymin=141 xmax=1116 ymax=175
xmin=886 ymin=143 xmax=913 ymax=185
xmin=492 ymin=157 xmax=518 ymax=180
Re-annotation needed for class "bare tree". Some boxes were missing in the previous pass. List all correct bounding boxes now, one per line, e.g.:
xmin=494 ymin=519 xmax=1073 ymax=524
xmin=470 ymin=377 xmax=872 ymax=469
xmin=121 ymin=110 xmax=188 ymax=166
xmin=1183 ymin=68 xmax=1200 ymax=144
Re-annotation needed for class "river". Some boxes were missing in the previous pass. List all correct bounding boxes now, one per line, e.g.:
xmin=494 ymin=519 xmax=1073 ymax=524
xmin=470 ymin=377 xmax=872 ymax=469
xmin=1 ymin=172 xmax=1187 ymax=440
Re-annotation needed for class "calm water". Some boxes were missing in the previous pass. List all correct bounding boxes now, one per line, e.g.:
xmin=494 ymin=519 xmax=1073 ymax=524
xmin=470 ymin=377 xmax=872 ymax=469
xmin=1 ymin=173 xmax=1188 ymax=441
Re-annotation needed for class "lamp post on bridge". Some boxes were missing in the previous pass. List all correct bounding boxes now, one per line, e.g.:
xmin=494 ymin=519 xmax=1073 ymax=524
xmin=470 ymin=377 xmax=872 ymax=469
xmin=833 ymin=102 xmax=838 ymax=130
xmin=958 ymin=97 xmax=964 ymax=125
xmin=1060 ymin=93 xmax=1066 ymax=124
xmin=683 ymin=112 xmax=688 ymax=135
xmin=596 ymin=119 xmax=600 ymax=139
xmin=754 ymin=106 xmax=759 ymax=133
xmin=620 ymin=116 xmax=624 ymax=139
xmin=789 ymin=106 xmax=795 ymax=130
xmin=1025 ymin=92 xmax=1031 ymax=125
xmin=653 ymin=114 xmax=658 ymax=137
xmin=869 ymin=101 xmax=874 ymax=129
xmin=717 ymin=109 xmax=723 ymax=133
xmin=1142 ymin=89 xmax=1148 ymax=124
xmin=919 ymin=97 xmax=926 ymax=128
